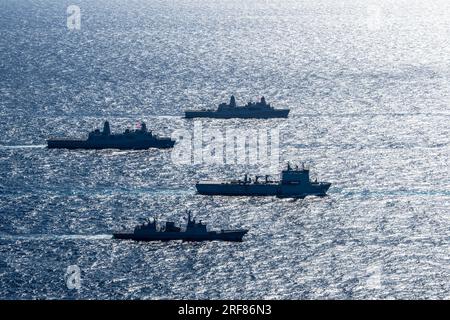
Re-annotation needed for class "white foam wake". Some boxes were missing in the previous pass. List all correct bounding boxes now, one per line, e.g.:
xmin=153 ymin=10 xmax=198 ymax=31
xmin=0 ymin=145 xmax=47 ymax=149
xmin=0 ymin=234 xmax=113 ymax=241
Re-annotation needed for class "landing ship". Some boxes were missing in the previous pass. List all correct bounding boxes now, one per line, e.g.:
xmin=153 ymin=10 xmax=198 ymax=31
xmin=185 ymin=96 xmax=290 ymax=119
xmin=47 ymin=121 xmax=175 ymax=150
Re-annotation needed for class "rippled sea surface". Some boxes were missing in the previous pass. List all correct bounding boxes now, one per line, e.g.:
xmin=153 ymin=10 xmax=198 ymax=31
xmin=1 ymin=0 xmax=449 ymax=299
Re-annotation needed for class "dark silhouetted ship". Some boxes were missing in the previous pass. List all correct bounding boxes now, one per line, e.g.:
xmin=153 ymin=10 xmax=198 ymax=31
xmin=196 ymin=163 xmax=331 ymax=198
xmin=185 ymin=95 xmax=289 ymax=119
xmin=47 ymin=121 xmax=175 ymax=150
xmin=113 ymin=212 xmax=248 ymax=242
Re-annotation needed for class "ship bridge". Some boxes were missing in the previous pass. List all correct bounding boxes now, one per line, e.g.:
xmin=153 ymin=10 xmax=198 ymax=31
xmin=281 ymin=163 xmax=310 ymax=184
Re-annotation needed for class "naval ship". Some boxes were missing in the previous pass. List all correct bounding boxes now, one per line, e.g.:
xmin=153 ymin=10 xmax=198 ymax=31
xmin=113 ymin=212 xmax=248 ymax=242
xmin=47 ymin=121 xmax=175 ymax=150
xmin=196 ymin=163 xmax=331 ymax=198
xmin=184 ymin=95 xmax=290 ymax=119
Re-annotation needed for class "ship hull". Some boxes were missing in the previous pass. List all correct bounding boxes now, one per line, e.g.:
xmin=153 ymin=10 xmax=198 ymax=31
xmin=184 ymin=109 xmax=289 ymax=119
xmin=196 ymin=182 xmax=331 ymax=198
xmin=112 ymin=230 xmax=248 ymax=242
xmin=47 ymin=139 xmax=175 ymax=150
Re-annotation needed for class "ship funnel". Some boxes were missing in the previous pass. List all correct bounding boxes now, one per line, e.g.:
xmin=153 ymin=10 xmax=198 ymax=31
xmin=103 ymin=121 xmax=111 ymax=135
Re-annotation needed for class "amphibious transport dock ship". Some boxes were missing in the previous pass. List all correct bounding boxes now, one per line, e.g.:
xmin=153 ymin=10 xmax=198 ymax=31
xmin=47 ymin=121 xmax=175 ymax=150
xmin=113 ymin=212 xmax=248 ymax=242
xmin=184 ymin=95 xmax=289 ymax=119
xmin=196 ymin=163 xmax=331 ymax=198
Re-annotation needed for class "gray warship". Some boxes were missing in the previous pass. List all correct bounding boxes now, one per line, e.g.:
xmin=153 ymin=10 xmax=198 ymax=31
xmin=184 ymin=95 xmax=290 ymax=119
xmin=113 ymin=212 xmax=248 ymax=242
xmin=47 ymin=121 xmax=175 ymax=150
xmin=196 ymin=163 xmax=331 ymax=198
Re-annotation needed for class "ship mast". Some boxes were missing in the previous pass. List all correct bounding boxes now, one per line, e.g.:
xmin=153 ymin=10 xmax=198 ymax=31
xmin=103 ymin=121 xmax=111 ymax=135
xmin=230 ymin=95 xmax=236 ymax=107
xmin=187 ymin=210 xmax=192 ymax=223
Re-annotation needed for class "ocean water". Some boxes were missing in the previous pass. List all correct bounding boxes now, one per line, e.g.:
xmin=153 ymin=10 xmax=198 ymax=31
xmin=0 ymin=0 xmax=449 ymax=299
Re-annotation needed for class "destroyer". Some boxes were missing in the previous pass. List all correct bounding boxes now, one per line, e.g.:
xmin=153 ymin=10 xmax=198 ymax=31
xmin=113 ymin=212 xmax=248 ymax=242
xmin=47 ymin=121 xmax=175 ymax=149
xmin=184 ymin=95 xmax=289 ymax=119
xmin=196 ymin=163 xmax=331 ymax=198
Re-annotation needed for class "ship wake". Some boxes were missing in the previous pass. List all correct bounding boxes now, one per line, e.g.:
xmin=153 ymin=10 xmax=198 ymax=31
xmin=0 ymin=233 xmax=113 ymax=241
